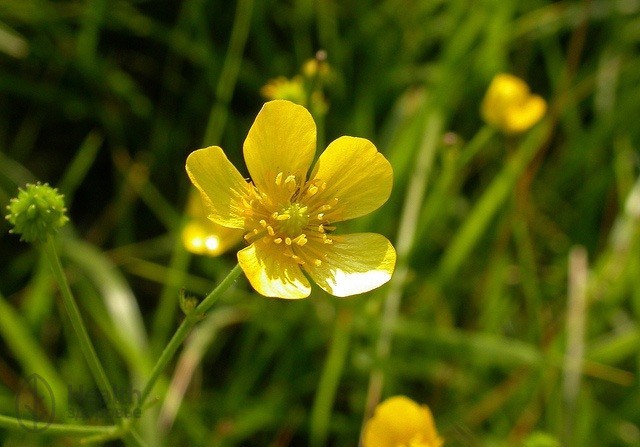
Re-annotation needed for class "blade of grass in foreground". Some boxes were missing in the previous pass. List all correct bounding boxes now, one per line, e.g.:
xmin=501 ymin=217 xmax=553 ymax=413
xmin=0 ymin=291 xmax=67 ymax=413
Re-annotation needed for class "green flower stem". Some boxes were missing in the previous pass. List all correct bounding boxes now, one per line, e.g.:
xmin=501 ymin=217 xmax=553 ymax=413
xmin=310 ymin=308 xmax=352 ymax=447
xmin=42 ymin=235 xmax=119 ymax=418
xmin=0 ymin=414 xmax=118 ymax=436
xmin=457 ymin=125 xmax=495 ymax=168
xmin=138 ymin=263 xmax=243 ymax=410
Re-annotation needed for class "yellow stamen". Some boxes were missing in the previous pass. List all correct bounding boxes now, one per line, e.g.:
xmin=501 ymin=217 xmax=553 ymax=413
xmin=284 ymin=252 xmax=305 ymax=265
xmin=306 ymin=185 xmax=319 ymax=196
xmin=285 ymin=175 xmax=297 ymax=192
xmin=293 ymin=234 xmax=307 ymax=246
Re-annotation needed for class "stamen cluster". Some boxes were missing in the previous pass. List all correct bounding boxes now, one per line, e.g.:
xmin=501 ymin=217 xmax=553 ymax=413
xmin=242 ymin=172 xmax=338 ymax=267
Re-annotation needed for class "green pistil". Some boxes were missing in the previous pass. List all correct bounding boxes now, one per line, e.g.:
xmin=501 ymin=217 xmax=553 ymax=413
xmin=278 ymin=203 xmax=309 ymax=236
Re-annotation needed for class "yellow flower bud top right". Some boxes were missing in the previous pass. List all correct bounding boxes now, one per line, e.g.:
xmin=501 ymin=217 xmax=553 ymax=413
xmin=481 ymin=73 xmax=547 ymax=134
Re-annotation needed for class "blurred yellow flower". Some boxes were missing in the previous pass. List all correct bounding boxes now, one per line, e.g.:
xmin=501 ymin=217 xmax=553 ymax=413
xmin=181 ymin=190 xmax=244 ymax=256
xmin=302 ymin=57 xmax=331 ymax=80
xmin=363 ymin=396 xmax=443 ymax=447
xmin=481 ymin=73 xmax=546 ymax=134
xmin=261 ymin=55 xmax=331 ymax=117
xmin=186 ymin=100 xmax=396 ymax=299
xmin=260 ymin=76 xmax=307 ymax=104
xmin=261 ymin=75 xmax=328 ymax=117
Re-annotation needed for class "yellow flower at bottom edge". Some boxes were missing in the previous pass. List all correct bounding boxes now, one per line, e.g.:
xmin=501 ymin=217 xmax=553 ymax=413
xmin=185 ymin=99 xmax=396 ymax=299
xmin=181 ymin=189 xmax=244 ymax=257
xmin=480 ymin=73 xmax=546 ymax=134
xmin=363 ymin=396 xmax=444 ymax=447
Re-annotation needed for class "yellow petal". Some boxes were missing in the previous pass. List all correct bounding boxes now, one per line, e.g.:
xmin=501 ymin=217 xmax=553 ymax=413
xmin=185 ymin=146 xmax=250 ymax=229
xmin=310 ymin=136 xmax=393 ymax=222
xmin=237 ymin=241 xmax=311 ymax=299
xmin=243 ymin=100 xmax=316 ymax=198
xmin=303 ymin=233 xmax=395 ymax=297
xmin=363 ymin=396 xmax=443 ymax=447
xmin=503 ymin=95 xmax=547 ymax=134
xmin=480 ymin=74 xmax=530 ymax=126
xmin=181 ymin=190 xmax=244 ymax=256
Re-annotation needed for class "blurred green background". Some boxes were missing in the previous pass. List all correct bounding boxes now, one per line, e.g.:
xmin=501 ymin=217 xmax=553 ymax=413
xmin=1 ymin=0 xmax=640 ymax=446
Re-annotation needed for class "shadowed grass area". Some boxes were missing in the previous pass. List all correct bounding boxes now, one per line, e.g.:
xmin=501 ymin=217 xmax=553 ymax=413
xmin=1 ymin=0 xmax=640 ymax=446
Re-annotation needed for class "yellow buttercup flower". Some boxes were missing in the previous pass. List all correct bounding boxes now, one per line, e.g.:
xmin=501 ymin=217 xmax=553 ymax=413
xmin=363 ymin=396 xmax=443 ymax=447
xmin=481 ymin=73 xmax=546 ymax=134
xmin=302 ymin=57 xmax=331 ymax=81
xmin=181 ymin=189 xmax=244 ymax=256
xmin=186 ymin=100 xmax=396 ymax=299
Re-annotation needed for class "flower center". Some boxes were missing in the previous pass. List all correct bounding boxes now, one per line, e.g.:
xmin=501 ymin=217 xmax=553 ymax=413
xmin=243 ymin=172 xmax=340 ymax=266
xmin=276 ymin=202 xmax=309 ymax=236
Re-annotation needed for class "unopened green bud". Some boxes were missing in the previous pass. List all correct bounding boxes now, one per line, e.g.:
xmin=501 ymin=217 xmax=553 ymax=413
xmin=5 ymin=183 xmax=69 ymax=243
